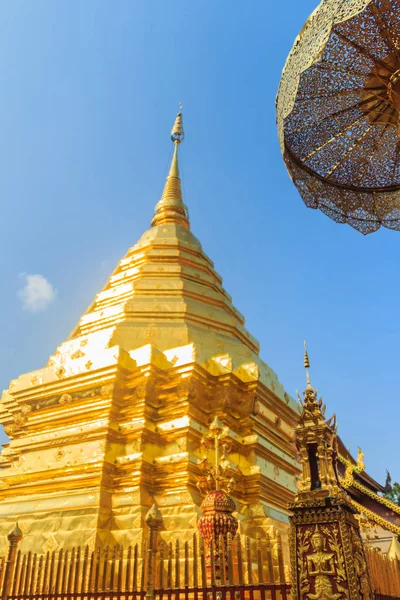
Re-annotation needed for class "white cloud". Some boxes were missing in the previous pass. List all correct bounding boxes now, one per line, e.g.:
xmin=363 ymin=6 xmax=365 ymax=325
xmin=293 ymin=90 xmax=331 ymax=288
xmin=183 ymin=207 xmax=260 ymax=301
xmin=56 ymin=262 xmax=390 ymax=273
xmin=18 ymin=274 xmax=56 ymax=313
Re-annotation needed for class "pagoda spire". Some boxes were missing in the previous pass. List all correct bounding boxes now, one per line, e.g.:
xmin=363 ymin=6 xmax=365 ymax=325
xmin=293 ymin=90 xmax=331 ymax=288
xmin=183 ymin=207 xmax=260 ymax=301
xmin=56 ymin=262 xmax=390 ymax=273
xmin=151 ymin=104 xmax=190 ymax=230
xmin=304 ymin=340 xmax=311 ymax=389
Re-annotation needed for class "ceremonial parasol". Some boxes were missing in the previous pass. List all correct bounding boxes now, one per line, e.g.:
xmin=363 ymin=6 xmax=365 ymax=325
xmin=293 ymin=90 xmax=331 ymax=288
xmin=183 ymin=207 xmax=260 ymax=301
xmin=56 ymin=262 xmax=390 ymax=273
xmin=277 ymin=0 xmax=400 ymax=234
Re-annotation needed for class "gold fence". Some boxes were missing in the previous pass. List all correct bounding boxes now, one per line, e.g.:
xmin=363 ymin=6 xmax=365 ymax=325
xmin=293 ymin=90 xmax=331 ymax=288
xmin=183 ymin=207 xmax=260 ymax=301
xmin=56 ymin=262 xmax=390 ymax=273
xmin=2 ymin=530 xmax=400 ymax=599
xmin=367 ymin=546 xmax=400 ymax=598
xmin=0 ymin=533 xmax=291 ymax=600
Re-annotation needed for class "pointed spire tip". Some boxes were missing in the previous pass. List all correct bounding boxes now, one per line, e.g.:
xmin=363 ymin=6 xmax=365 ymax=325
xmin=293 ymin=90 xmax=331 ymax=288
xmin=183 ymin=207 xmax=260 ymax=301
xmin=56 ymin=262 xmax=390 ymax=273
xmin=171 ymin=103 xmax=184 ymax=144
xmin=304 ymin=340 xmax=311 ymax=388
xmin=151 ymin=106 xmax=189 ymax=229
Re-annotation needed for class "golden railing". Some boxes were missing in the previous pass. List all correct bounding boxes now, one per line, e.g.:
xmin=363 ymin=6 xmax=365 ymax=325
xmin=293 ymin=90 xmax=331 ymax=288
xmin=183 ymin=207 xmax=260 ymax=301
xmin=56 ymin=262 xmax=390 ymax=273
xmin=0 ymin=533 xmax=291 ymax=600
xmin=2 ymin=530 xmax=400 ymax=599
xmin=366 ymin=546 xmax=400 ymax=598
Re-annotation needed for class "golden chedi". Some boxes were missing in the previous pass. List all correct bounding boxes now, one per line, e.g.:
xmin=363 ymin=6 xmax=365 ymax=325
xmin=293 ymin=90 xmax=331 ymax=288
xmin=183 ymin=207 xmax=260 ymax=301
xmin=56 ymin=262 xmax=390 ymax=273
xmin=0 ymin=109 xmax=300 ymax=556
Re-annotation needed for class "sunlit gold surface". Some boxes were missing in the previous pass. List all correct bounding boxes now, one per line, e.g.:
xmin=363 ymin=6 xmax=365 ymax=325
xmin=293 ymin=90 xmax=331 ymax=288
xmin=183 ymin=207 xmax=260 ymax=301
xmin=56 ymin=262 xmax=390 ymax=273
xmin=0 ymin=111 xmax=300 ymax=555
xmin=276 ymin=0 xmax=400 ymax=234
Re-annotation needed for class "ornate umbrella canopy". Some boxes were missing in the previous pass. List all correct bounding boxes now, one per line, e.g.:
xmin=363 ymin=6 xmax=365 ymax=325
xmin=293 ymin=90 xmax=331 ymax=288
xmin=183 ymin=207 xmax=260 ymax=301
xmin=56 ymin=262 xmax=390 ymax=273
xmin=277 ymin=0 xmax=400 ymax=234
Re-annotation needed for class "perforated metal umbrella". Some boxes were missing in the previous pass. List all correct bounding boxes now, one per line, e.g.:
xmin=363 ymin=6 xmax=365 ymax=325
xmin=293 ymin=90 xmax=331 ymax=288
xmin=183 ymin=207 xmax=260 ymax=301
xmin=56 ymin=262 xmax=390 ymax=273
xmin=277 ymin=0 xmax=400 ymax=234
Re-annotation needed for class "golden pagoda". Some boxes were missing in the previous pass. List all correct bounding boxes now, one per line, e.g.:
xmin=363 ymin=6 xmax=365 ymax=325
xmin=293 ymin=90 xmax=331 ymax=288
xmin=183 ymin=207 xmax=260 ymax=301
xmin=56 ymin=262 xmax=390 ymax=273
xmin=0 ymin=108 xmax=300 ymax=557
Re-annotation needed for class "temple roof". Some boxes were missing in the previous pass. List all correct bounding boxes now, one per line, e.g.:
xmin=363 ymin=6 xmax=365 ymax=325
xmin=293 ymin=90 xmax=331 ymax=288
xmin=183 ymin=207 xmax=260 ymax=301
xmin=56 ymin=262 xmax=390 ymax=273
xmin=337 ymin=439 xmax=400 ymax=538
xmin=337 ymin=438 xmax=384 ymax=494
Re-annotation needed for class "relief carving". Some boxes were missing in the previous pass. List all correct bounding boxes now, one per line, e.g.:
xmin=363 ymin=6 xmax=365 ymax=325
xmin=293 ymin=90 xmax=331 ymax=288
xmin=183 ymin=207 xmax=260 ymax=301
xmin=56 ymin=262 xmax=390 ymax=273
xmin=56 ymin=366 xmax=66 ymax=378
xmin=298 ymin=524 xmax=348 ymax=600
xmin=14 ymin=413 xmax=27 ymax=427
xmin=59 ymin=394 xmax=72 ymax=405
xmin=351 ymin=531 xmax=372 ymax=600
xmin=100 ymin=384 xmax=113 ymax=398
xmin=3 ymin=425 xmax=16 ymax=437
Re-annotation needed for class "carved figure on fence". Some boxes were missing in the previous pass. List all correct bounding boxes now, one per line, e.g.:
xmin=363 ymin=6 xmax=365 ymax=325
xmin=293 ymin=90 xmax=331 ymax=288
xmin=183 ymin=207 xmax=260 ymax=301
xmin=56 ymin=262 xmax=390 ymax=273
xmin=306 ymin=527 xmax=342 ymax=600
xmin=351 ymin=532 xmax=372 ymax=600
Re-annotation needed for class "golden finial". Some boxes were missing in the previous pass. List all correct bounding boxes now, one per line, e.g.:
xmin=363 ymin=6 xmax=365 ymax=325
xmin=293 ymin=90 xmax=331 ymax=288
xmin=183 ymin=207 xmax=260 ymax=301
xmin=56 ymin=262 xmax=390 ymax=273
xmin=356 ymin=447 xmax=365 ymax=472
xmin=151 ymin=104 xmax=189 ymax=229
xmin=170 ymin=102 xmax=184 ymax=144
xmin=304 ymin=340 xmax=311 ymax=388
xmin=209 ymin=415 xmax=224 ymax=435
xmin=197 ymin=416 xmax=237 ymax=495
xmin=8 ymin=522 xmax=23 ymax=544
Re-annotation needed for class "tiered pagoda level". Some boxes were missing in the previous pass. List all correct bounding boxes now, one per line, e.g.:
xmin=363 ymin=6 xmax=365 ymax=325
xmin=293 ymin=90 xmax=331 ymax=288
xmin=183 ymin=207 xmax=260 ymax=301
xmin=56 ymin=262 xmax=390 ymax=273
xmin=0 ymin=111 xmax=300 ymax=556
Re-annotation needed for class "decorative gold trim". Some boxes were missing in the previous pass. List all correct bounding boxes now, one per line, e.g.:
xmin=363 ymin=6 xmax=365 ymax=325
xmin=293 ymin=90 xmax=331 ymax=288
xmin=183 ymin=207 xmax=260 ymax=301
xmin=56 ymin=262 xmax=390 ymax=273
xmin=350 ymin=498 xmax=400 ymax=537
xmin=338 ymin=452 xmax=400 ymax=517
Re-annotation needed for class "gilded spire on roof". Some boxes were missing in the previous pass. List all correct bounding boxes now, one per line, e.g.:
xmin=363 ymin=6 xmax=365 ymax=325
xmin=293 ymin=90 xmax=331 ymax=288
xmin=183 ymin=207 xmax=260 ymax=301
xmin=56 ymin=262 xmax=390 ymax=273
xmin=293 ymin=342 xmax=342 ymax=498
xmin=304 ymin=340 xmax=311 ymax=389
xmin=151 ymin=104 xmax=189 ymax=230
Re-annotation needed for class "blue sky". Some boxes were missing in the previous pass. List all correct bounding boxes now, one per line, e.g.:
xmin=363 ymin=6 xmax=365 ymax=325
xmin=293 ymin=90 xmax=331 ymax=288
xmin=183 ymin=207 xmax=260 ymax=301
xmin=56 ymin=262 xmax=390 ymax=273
xmin=0 ymin=0 xmax=397 ymax=483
